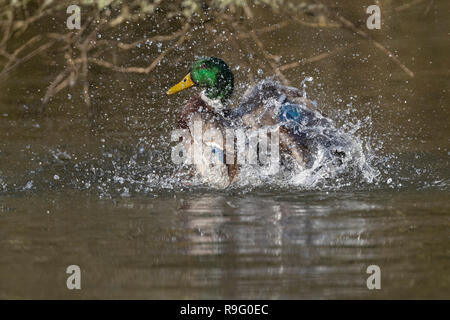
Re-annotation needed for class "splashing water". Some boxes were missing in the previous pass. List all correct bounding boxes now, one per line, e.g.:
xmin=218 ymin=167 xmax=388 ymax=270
xmin=0 ymin=171 xmax=7 ymax=193
xmin=167 ymin=78 xmax=380 ymax=190
xmin=0 ymin=78 xmax=383 ymax=196
xmin=2 ymin=78 xmax=431 ymax=197
xmin=218 ymin=78 xmax=380 ymax=189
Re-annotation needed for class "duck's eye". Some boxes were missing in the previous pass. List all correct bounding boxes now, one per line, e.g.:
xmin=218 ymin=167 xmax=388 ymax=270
xmin=199 ymin=64 xmax=207 ymax=70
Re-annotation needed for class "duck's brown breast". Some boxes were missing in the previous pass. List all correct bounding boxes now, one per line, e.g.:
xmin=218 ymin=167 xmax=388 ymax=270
xmin=178 ymin=93 xmax=217 ymax=129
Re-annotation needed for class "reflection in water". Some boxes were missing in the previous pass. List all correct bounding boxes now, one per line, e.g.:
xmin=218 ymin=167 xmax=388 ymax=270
xmin=180 ymin=195 xmax=374 ymax=255
xmin=178 ymin=196 xmax=229 ymax=256
xmin=0 ymin=190 xmax=449 ymax=299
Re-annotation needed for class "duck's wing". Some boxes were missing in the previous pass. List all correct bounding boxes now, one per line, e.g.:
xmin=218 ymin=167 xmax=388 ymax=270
xmin=229 ymin=79 xmax=324 ymax=167
xmin=229 ymin=79 xmax=318 ymax=120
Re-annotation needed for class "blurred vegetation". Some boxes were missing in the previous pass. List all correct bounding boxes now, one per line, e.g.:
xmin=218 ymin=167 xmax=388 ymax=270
xmin=0 ymin=0 xmax=423 ymax=115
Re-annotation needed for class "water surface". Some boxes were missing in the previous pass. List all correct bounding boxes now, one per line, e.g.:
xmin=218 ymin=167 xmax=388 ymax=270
xmin=0 ymin=1 xmax=449 ymax=299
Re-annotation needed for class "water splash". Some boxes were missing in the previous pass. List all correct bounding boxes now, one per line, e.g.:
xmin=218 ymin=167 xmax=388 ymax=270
xmin=0 ymin=171 xmax=7 ymax=193
xmin=1 ymin=78 xmax=447 ymax=198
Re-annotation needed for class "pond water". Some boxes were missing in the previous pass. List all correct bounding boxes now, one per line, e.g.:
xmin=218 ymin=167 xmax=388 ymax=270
xmin=0 ymin=2 xmax=448 ymax=298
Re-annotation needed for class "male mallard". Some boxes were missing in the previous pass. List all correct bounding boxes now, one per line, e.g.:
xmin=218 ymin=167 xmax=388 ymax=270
xmin=167 ymin=57 xmax=238 ymax=188
xmin=167 ymin=57 xmax=349 ymax=188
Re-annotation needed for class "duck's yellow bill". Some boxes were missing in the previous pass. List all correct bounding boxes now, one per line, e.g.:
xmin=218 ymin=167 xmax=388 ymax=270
xmin=166 ymin=73 xmax=195 ymax=95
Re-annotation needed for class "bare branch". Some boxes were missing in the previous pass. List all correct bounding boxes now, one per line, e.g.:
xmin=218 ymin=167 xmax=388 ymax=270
xmin=335 ymin=15 xmax=414 ymax=78
xmin=248 ymin=29 xmax=290 ymax=85
xmin=278 ymin=45 xmax=352 ymax=71
xmin=0 ymin=41 xmax=55 ymax=79
xmin=85 ymin=28 xmax=188 ymax=74
xmin=395 ymin=0 xmax=427 ymax=12
xmin=115 ymin=23 xmax=189 ymax=50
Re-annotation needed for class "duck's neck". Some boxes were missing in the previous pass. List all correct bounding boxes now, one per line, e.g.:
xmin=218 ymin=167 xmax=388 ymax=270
xmin=200 ymin=90 xmax=226 ymax=113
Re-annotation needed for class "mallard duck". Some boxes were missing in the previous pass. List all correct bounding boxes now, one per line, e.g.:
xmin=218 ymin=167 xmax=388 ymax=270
xmin=167 ymin=57 xmax=349 ymax=188
xmin=167 ymin=57 xmax=237 ymax=188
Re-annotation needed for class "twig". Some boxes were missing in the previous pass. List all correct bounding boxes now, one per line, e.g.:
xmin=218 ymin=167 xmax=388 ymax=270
xmin=242 ymin=2 xmax=254 ymax=20
xmin=220 ymin=23 xmax=255 ymax=85
xmin=10 ymin=35 xmax=42 ymax=58
xmin=85 ymin=33 xmax=187 ymax=74
xmin=278 ymin=44 xmax=352 ymax=71
xmin=115 ymin=23 xmax=189 ymax=50
xmin=1 ymin=10 xmax=13 ymax=47
xmin=422 ymin=0 xmax=434 ymax=17
xmin=395 ymin=0 xmax=426 ymax=12
xmin=292 ymin=18 xmax=340 ymax=28
xmin=248 ymin=30 xmax=290 ymax=85
xmin=0 ymin=41 xmax=55 ymax=79
xmin=217 ymin=21 xmax=290 ymax=42
xmin=0 ymin=49 xmax=14 ymax=60
xmin=78 ymin=26 xmax=102 ymax=113
xmin=1 ymin=35 xmax=42 ymax=72
xmin=335 ymin=15 xmax=414 ymax=78
xmin=41 ymin=67 xmax=78 ymax=109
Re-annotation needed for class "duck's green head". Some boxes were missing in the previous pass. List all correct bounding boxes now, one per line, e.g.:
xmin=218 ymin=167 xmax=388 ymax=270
xmin=167 ymin=57 xmax=234 ymax=101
